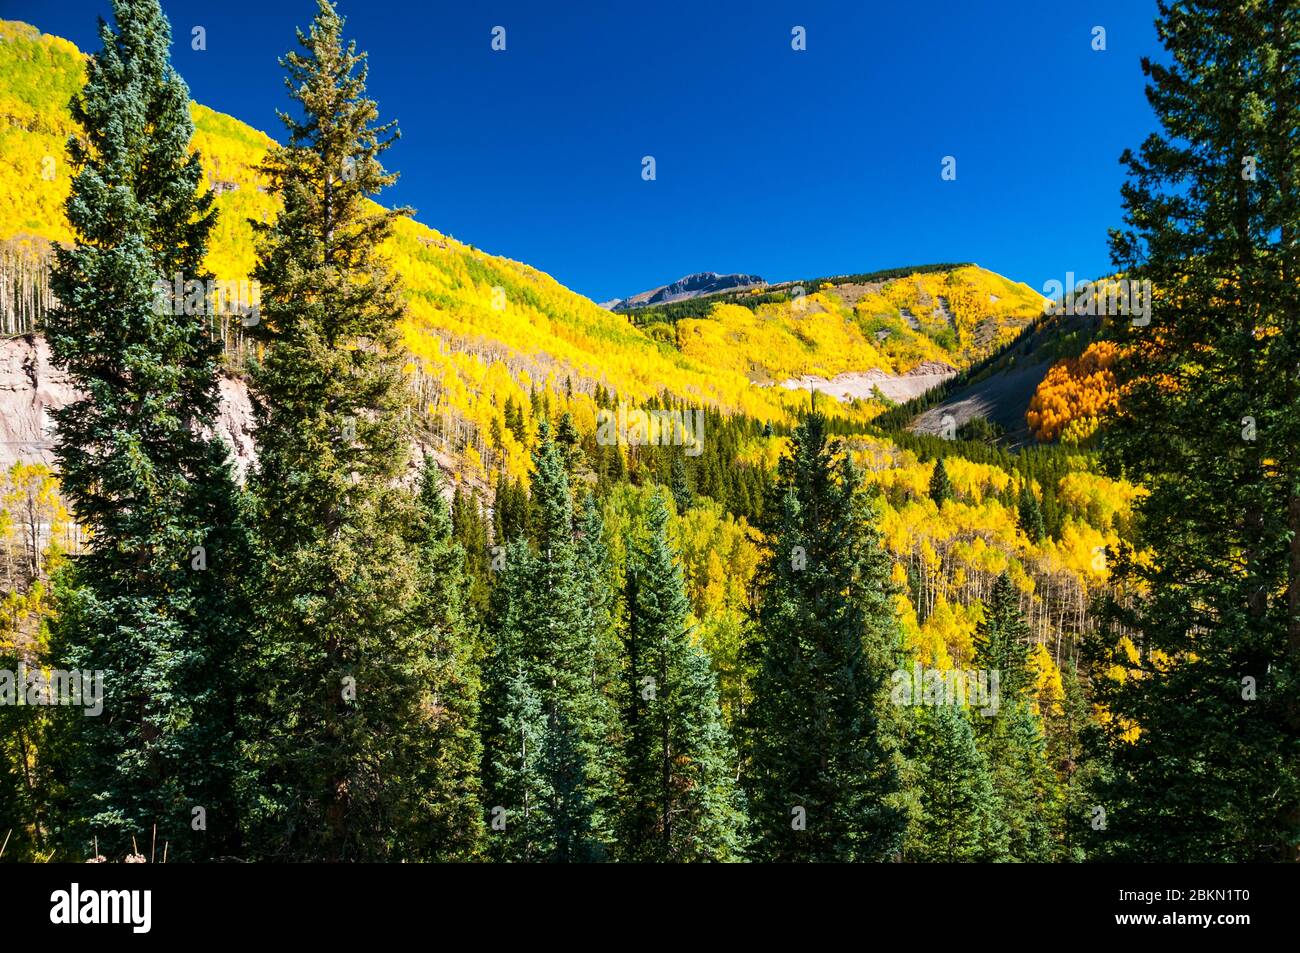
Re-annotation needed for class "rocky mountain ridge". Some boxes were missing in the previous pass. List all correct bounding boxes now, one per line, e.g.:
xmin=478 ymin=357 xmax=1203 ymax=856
xmin=602 ymin=271 xmax=765 ymax=311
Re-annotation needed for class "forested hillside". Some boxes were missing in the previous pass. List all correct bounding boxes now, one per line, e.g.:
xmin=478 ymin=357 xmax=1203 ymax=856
xmin=1 ymin=16 xmax=884 ymax=483
xmin=631 ymin=264 xmax=1046 ymax=384
xmin=1 ymin=0 xmax=1295 ymax=866
xmin=0 ymin=16 xmax=1057 ymax=486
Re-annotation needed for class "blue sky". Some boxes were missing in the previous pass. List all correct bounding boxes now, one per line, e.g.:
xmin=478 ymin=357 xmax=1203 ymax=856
xmin=2 ymin=0 xmax=1161 ymax=303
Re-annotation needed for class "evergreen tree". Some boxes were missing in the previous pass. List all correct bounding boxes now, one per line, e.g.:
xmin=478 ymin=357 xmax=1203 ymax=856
xmin=503 ymin=396 xmax=527 ymax=445
xmin=43 ymin=0 xmax=247 ymax=860
xmin=451 ymin=487 xmax=492 ymax=630
xmin=1092 ymin=0 xmax=1300 ymax=860
xmin=238 ymin=0 xmax=430 ymax=860
xmin=974 ymin=574 xmax=1033 ymax=697
xmin=0 ymin=620 xmax=53 ymax=859
xmin=573 ymin=493 xmax=623 ymax=839
xmin=481 ymin=427 xmax=616 ymax=861
xmin=743 ymin=413 xmax=905 ymax=861
xmin=493 ymin=475 xmax=530 ymax=548
xmin=404 ymin=460 xmax=486 ymax=860
xmin=979 ymin=701 xmax=1056 ymax=861
xmin=971 ymin=574 xmax=1058 ymax=860
xmin=1017 ymin=485 xmax=1045 ymax=544
xmin=605 ymin=442 xmax=627 ymax=487
xmin=1045 ymin=659 xmax=1101 ymax=862
xmin=485 ymin=656 xmax=551 ymax=861
xmin=617 ymin=491 xmax=743 ymax=861
xmin=1040 ymin=490 xmax=1062 ymax=540
xmin=905 ymin=703 xmax=1005 ymax=862
xmin=928 ymin=457 xmax=953 ymax=505
xmin=670 ymin=451 xmax=692 ymax=514
xmin=555 ymin=410 xmax=582 ymax=478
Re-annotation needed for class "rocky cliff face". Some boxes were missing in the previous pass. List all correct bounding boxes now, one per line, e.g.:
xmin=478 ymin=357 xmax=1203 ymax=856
xmin=0 ymin=334 xmax=74 ymax=470
xmin=773 ymin=360 xmax=958 ymax=404
xmin=603 ymin=271 xmax=766 ymax=311
xmin=0 ymin=334 xmax=257 ymax=478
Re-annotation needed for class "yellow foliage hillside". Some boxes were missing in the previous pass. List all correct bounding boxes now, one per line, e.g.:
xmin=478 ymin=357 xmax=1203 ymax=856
xmin=662 ymin=267 xmax=1045 ymax=386
xmin=0 ymin=19 xmax=1051 ymax=489
xmin=1026 ymin=341 xmax=1122 ymax=443
xmin=0 ymin=18 xmax=921 ymax=484
xmin=854 ymin=435 xmax=1138 ymax=664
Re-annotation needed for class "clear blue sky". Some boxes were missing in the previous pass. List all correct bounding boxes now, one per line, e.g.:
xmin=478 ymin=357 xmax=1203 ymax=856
xmin=2 ymin=0 xmax=1161 ymax=303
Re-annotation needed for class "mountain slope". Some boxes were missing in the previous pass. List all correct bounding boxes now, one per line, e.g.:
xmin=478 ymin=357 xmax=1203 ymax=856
xmin=0 ymin=20 xmax=836 ymax=481
xmin=0 ymin=18 xmax=1041 ymax=486
xmin=897 ymin=310 xmax=1104 ymax=444
xmin=628 ymin=265 xmax=1047 ymax=389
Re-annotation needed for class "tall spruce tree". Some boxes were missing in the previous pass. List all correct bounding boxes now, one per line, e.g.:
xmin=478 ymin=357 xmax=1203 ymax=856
xmin=974 ymin=574 xmax=1034 ymax=698
xmin=904 ymin=703 xmax=1005 ymax=862
xmin=743 ymin=413 xmax=905 ymax=861
xmin=1044 ymin=659 xmax=1100 ymax=862
xmin=574 ymin=493 xmax=624 ymax=835
xmin=239 ymin=0 xmax=436 ymax=860
xmin=493 ymin=475 xmax=530 ymax=548
xmin=43 ymin=0 xmax=247 ymax=860
xmin=482 ymin=541 xmax=554 ymax=861
xmin=670 ymin=452 xmax=692 ymax=514
xmin=404 ymin=460 xmax=486 ymax=860
xmin=975 ymin=703 xmax=1058 ymax=863
xmin=1091 ymin=0 xmax=1300 ymax=860
xmin=617 ymin=491 xmax=743 ymax=861
xmin=929 ymin=457 xmax=953 ymax=505
xmin=992 ymin=703 xmax=1056 ymax=860
xmin=972 ymin=574 xmax=1056 ymax=861
xmin=451 ymin=486 xmax=492 ymax=630
xmin=1016 ymin=485 xmax=1045 ymax=544
xmin=481 ymin=426 xmax=617 ymax=861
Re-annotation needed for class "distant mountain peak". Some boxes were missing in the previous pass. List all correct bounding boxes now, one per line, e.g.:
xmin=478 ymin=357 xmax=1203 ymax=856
xmin=603 ymin=271 xmax=765 ymax=311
